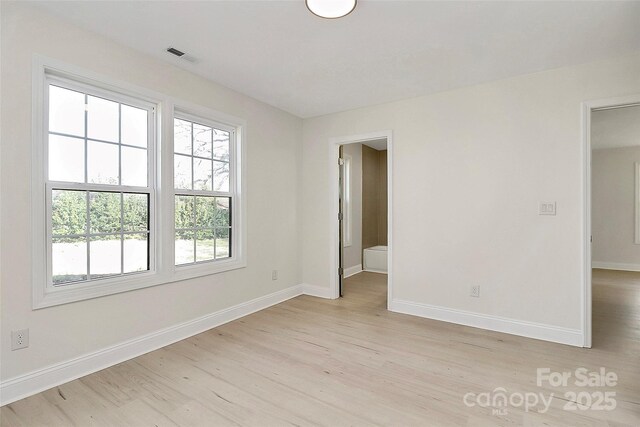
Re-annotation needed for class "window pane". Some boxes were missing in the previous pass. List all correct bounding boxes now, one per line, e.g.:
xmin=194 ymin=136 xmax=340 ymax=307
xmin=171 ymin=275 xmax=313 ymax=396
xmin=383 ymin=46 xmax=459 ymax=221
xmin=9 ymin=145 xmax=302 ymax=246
xmin=175 ymin=195 xmax=194 ymax=229
xmin=213 ymin=161 xmax=229 ymax=192
xmin=215 ymin=197 xmax=230 ymax=227
xmin=174 ymin=155 xmax=192 ymax=190
xmin=212 ymin=129 xmax=230 ymax=161
xmin=194 ymin=158 xmax=213 ymax=191
xmin=195 ymin=196 xmax=216 ymax=228
xmin=49 ymin=135 xmax=85 ymax=182
xmin=121 ymin=146 xmax=147 ymax=187
xmin=175 ymin=230 xmax=194 ymax=265
xmin=215 ymin=228 xmax=230 ymax=259
xmin=124 ymin=233 xmax=148 ymax=273
xmin=88 ymin=141 xmax=119 ymax=184
xmin=90 ymin=192 xmax=121 ymax=234
xmin=52 ymin=190 xmax=86 ymax=236
xmin=196 ymin=229 xmax=215 ymax=262
xmin=123 ymin=193 xmax=148 ymax=232
xmin=170 ymin=116 xmax=234 ymax=267
xmin=49 ymin=85 xmax=85 ymax=137
xmin=193 ymin=124 xmax=212 ymax=158
xmin=90 ymin=235 xmax=121 ymax=277
xmin=121 ymin=105 xmax=147 ymax=148
xmin=174 ymin=119 xmax=192 ymax=155
xmin=52 ymin=236 xmax=87 ymax=284
xmin=87 ymin=95 xmax=119 ymax=142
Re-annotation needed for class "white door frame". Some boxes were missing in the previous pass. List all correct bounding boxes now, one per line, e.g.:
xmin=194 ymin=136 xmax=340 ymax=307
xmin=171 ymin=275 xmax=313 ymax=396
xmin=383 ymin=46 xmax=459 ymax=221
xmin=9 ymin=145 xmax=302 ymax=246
xmin=581 ymin=94 xmax=640 ymax=348
xmin=328 ymin=130 xmax=393 ymax=304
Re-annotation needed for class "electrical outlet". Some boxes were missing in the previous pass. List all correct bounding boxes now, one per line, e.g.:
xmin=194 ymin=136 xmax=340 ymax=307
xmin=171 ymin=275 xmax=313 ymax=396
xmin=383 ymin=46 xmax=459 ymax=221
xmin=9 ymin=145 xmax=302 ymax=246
xmin=470 ymin=286 xmax=480 ymax=298
xmin=271 ymin=270 xmax=278 ymax=281
xmin=11 ymin=329 xmax=29 ymax=350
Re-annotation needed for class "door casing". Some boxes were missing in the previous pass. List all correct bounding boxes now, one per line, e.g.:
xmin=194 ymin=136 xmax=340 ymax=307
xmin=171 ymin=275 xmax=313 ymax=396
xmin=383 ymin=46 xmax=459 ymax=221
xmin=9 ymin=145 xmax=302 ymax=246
xmin=581 ymin=94 xmax=640 ymax=348
xmin=328 ymin=130 xmax=393 ymax=303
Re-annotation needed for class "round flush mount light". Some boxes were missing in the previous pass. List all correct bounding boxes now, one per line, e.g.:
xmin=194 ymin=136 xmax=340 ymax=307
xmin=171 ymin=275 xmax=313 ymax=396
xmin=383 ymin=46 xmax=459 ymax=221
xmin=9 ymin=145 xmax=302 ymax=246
xmin=306 ymin=0 xmax=357 ymax=19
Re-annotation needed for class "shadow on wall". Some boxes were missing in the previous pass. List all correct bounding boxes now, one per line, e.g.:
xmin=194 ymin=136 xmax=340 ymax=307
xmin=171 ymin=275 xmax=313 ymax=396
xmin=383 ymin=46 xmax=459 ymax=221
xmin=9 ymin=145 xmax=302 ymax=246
xmin=362 ymin=144 xmax=387 ymax=250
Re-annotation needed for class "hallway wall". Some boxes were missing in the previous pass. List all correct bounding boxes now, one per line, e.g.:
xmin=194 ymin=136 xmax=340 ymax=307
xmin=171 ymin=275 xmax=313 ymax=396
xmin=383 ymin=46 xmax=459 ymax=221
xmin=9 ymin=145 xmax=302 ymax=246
xmin=362 ymin=146 xmax=388 ymax=249
xmin=592 ymin=146 xmax=640 ymax=269
xmin=342 ymin=143 xmax=362 ymax=270
xmin=378 ymin=150 xmax=388 ymax=246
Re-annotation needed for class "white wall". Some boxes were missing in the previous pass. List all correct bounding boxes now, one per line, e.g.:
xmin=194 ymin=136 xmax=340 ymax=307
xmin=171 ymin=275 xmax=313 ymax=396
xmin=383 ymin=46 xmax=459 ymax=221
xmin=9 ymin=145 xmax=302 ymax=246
xmin=301 ymin=53 xmax=640 ymax=338
xmin=3 ymin=2 xmax=640 ymax=391
xmin=591 ymin=105 xmax=640 ymax=149
xmin=592 ymin=146 xmax=640 ymax=269
xmin=1 ymin=3 xmax=302 ymax=381
xmin=342 ymin=143 xmax=362 ymax=271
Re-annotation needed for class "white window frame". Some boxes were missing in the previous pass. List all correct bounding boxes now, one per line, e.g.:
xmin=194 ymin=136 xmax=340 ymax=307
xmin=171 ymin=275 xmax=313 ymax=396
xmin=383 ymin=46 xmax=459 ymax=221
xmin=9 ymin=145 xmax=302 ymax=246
xmin=44 ymin=73 xmax=158 ymax=288
xmin=170 ymin=108 xmax=245 ymax=279
xmin=32 ymin=56 xmax=246 ymax=309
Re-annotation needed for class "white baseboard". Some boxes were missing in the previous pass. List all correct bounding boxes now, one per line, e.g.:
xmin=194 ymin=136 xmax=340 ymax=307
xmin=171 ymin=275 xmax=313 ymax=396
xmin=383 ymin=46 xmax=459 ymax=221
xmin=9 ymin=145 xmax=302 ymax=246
xmin=362 ymin=268 xmax=387 ymax=274
xmin=592 ymin=261 xmax=640 ymax=272
xmin=301 ymin=283 xmax=335 ymax=299
xmin=344 ymin=264 xmax=362 ymax=278
xmin=389 ymin=299 xmax=584 ymax=347
xmin=0 ymin=285 xmax=304 ymax=406
xmin=2 ymin=286 xmax=582 ymax=406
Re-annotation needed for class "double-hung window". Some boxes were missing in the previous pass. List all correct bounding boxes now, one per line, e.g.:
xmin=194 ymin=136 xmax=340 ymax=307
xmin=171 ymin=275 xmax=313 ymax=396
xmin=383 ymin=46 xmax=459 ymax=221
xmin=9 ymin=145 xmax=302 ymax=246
xmin=46 ymin=77 xmax=155 ymax=287
xmin=33 ymin=60 xmax=245 ymax=308
xmin=173 ymin=114 xmax=234 ymax=265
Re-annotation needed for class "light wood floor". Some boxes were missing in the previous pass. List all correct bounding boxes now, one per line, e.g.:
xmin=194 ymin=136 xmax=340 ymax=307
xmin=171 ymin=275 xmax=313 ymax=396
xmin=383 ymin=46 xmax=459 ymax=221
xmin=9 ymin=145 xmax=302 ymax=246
xmin=2 ymin=270 xmax=639 ymax=426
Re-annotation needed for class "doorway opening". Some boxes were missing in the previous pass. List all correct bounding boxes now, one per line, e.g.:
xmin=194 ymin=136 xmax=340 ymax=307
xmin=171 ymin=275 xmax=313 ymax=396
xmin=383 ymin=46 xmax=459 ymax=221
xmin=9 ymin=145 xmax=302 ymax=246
xmin=329 ymin=131 xmax=392 ymax=307
xmin=584 ymin=97 xmax=640 ymax=348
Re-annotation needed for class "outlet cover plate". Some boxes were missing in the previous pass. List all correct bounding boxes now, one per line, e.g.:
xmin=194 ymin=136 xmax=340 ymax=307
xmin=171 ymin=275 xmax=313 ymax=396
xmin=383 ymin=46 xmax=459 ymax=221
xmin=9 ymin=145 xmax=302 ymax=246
xmin=11 ymin=329 xmax=29 ymax=350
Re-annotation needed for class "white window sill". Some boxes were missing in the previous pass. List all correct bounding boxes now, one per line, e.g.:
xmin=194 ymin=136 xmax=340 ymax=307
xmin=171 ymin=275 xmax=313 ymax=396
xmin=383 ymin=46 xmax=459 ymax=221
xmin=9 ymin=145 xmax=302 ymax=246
xmin=34 ymin=258 xmax=246 ymax=309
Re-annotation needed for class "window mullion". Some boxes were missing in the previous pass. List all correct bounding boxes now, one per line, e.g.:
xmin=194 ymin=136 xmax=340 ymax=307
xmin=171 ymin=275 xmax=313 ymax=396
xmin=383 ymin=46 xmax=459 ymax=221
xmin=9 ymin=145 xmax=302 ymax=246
xmin=84 ymin=94 xmax=88 ymax=184
xmin=120 ymin=192 xmax=124 ymax=275
xmin=174 ymin=189 xmax=230 ymax=198
xmin=210 ymin=152 xmax=216 ymax=191
xmin=118 ymin=103 xmax=122 ymax=186
xmin=213 ymin=228 xmax=218 ymax=261
xmin=192 ymin=123 xmax=196 ymax=263
xmin=118 ymin=103 xmax=124 ymax=275
xmin=53 ymin=230 xmax=147 ymax=239
xmin=86 ymin=190 xmax=91 ymax=281
xmin=190 ymin=122 xmax=195 ymax=191
xmin=49 ymin=181 xmax=152 ymax=193
xmin=229 ymin=129 xmax=235 ymax=200
xmin=192 ymin=195 xmax=197 ymax=263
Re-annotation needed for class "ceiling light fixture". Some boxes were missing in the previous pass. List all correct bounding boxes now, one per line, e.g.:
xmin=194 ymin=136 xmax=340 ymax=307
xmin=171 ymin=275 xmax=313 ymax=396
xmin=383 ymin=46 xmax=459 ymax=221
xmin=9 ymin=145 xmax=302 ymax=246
xmin=306 ymin=0 xmax=357 ymax=19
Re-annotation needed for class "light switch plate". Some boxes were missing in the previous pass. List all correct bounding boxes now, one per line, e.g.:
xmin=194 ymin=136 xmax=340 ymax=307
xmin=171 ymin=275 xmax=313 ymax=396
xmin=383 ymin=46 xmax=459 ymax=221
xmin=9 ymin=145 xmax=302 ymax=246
xmin=539 ymin=202 xmax=556 ymax=216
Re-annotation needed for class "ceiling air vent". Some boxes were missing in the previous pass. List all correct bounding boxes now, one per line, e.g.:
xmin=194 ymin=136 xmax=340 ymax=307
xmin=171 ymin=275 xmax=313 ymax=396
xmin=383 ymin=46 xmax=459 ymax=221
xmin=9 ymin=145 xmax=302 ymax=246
xmin=166 ymin=47 xmax=185 ymax=57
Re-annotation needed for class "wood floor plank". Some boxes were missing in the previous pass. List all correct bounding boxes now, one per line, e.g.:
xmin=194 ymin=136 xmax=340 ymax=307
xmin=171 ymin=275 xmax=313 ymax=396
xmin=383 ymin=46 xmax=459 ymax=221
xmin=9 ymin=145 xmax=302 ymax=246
xmin=2 ymin=270 xmax=639 ymax=426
